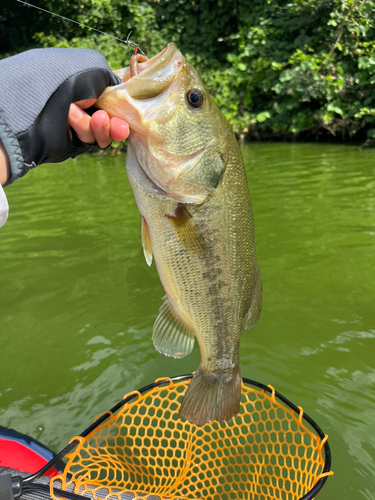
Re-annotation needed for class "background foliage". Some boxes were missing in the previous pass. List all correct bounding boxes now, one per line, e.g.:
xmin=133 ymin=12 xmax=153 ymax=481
xmin=1 ymin=0 xmax=375 ymax=142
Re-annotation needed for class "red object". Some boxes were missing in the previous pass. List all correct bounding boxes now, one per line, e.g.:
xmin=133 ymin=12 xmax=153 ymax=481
xmin=0 ymin=428 xmax=63 ymax=477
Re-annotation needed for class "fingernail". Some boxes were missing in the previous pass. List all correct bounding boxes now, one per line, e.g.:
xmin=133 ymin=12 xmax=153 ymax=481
xmin=69 ymin=104 xmax=83 ymax=120
xmin=103 ymin=115 xmax=110 ymax=130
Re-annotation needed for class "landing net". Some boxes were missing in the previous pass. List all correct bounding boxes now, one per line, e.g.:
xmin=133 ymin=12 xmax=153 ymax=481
xmin=49 ymin=375 xmax=332 ymax=500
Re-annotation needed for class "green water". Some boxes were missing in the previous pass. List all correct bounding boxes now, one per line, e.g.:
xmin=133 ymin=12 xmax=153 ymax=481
xmin=1 ymin=143 xmax=375 ymax=499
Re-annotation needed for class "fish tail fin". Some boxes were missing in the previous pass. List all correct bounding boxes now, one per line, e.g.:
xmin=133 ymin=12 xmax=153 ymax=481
xmin=179 ymin=368 xmax=241 ymax=426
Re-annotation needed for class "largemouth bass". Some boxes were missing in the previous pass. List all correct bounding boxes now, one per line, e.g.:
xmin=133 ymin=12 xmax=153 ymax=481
xmin=97 ymin=44 xmax=262 ymax=426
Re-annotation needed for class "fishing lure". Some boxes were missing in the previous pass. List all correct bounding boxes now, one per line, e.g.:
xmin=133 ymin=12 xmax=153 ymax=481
xmin=130 ymin=46 xmax=149 ymax=77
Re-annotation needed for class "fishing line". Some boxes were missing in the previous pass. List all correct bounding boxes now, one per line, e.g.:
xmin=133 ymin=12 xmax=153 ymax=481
xmin=16 ymin=0 xmax=147 ymax=56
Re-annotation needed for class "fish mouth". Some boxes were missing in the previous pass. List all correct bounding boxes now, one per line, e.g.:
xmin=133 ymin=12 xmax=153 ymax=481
xmin=125 ymin=43 xmax=183 ymax=100
xmin=114 ymin=45 xmax=176 ymax=81
xmin=96 ymin=44 xmax=183 ymax=120
xmin=134 ymin=44 xmax=180 ymax=79
xmin=106 ymin=44 xmax=183 ymax=102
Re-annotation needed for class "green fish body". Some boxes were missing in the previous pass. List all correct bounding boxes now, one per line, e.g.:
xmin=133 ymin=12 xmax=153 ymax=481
xmin=97 ymin=44 xmax=262 ymax=426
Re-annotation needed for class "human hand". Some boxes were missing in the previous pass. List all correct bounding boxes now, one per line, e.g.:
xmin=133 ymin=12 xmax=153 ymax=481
xmin=68 ymin=99 xmax=130 ymax=148
xmin=0 ymin=101 xmax=130 ymax=186
xmin=0 ymin=48 xmax=128 ymax=186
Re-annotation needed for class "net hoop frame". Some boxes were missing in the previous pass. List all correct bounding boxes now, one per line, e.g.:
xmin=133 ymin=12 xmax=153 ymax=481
xmin=20 ymin=374 xmax=332 ymax=500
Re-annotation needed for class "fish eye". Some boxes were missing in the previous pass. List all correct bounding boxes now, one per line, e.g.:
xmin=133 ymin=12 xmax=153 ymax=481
xmin=187 ymin=89 xmax=204 ymax=109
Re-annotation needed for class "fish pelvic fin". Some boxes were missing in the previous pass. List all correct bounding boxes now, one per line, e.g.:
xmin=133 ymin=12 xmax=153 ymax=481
xmin=153 ymin=298 xmax=195 ymax=359
xmin=179 ymin=368 xmax=241 ymax=426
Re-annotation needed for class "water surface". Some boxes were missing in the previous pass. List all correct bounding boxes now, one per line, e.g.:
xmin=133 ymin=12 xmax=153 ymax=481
xmin=1 ymin=143 xmax=375 ymax=499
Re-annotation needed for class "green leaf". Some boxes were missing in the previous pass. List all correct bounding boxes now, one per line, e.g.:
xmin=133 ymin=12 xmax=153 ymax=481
xmin=256 ymin=111 xmax=271 ymax=123
xmin=279 ymin=69 xmax=294 ymax=82
xmin=92 ymin=9 xmax=103 ymax=18
xmin=358 ymin=57 xmax=370 ymax=69
xmin=271 ymin=61 xmax=283 ymax=71
xmin=327 ymin=103 xmax=344 ymax=116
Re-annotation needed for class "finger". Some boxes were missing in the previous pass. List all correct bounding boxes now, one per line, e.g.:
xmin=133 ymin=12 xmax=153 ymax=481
xmin=90 ymin=110 xmax=111 ymax=149
xmin=110 ymin=117 xmax=130 ymax=142
xmin=68 ymin=103 xmax=95 ymax=144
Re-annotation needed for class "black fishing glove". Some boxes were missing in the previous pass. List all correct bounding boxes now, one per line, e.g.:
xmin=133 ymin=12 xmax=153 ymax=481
xmin=0 ymin=48 xmax=121 ymax=186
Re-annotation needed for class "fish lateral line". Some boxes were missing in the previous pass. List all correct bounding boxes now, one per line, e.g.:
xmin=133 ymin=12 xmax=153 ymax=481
xmin=16 ymin=0 xmax=147 ymax=57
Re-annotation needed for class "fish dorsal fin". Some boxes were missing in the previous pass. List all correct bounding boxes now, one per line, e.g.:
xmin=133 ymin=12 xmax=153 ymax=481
xmin=153 ymin=298 xmax=195 ymax=358
xmin=242 ymin=266 xmax=262 ymax=331
xmin=141 ymin=216 xmax=153 ymax=266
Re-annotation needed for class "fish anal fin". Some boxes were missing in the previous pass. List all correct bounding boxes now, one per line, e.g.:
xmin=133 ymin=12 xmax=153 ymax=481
xmin=242 ymin=266 xmax=262 ymax=331
xmin=141 ymin=216 xmax=153 ymax=266
xmin=179 ymin=368 xmax=241 ymax=426
xmin=166 ymin=204 xmax=206 ymax=253
xmin=153 ymin=298 xmax=195 ymax=359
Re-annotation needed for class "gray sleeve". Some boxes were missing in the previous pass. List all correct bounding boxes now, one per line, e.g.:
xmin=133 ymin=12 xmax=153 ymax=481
xmin=0 ymin=48 xmax=121 ymax=186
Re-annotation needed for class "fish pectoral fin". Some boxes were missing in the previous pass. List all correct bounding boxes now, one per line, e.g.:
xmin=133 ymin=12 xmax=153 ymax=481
xmin=153 ymin=298 xmax=195 ymax=359
xmin=167 ymin=204 xmax=206 ymax=253
xmin=242 ymin=266 xmax=262 ymax=331
xmin=141 ymin=216 xmax=153 ymax=266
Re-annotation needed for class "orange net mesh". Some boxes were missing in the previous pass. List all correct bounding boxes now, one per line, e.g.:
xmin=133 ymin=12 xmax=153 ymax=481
xmin=50 ymin=377 xmax=331 ymax=500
